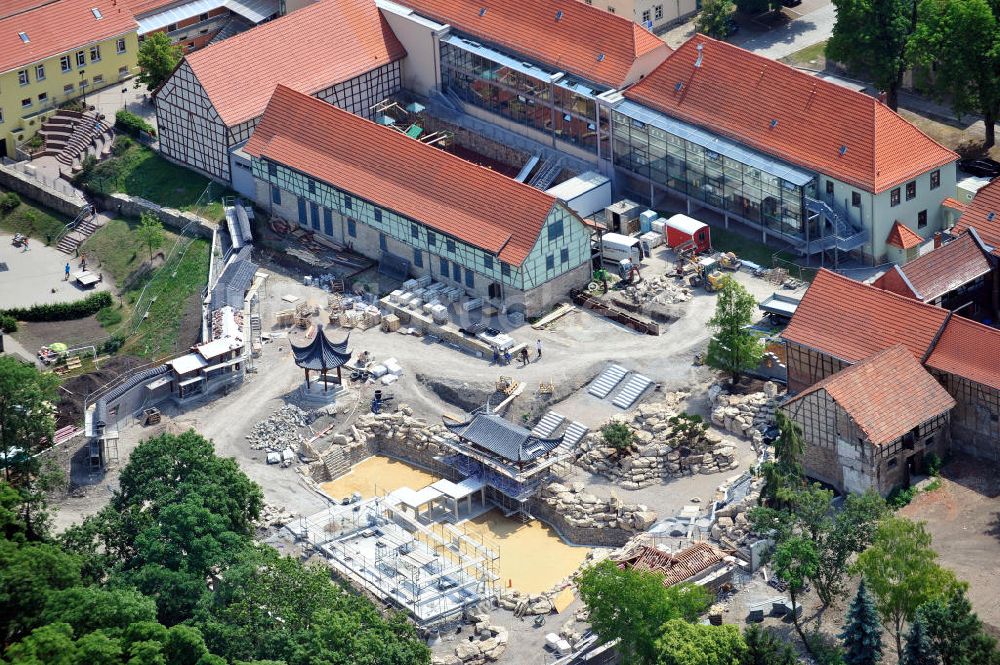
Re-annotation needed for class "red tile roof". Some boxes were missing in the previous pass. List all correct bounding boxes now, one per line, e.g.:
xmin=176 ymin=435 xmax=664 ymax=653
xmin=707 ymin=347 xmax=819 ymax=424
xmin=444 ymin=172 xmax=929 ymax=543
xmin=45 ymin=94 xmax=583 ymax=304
xmin=941 ymin=197 xmax=966 ymax=212
xmin=245 ymin=85 xmax=561 ymax=266
xmin=0 ymin=0 xmax=136 ymax=75
xmin=954 ymin=177 xmax=1000 ymax=251
xmin=393 ymin=0 xmax=670 ymax=89
xmin=877 ymin=230 xmax=993 ymax=302
xmin=782 ymin=269 xmax=949 ymax=363
xmin=182 ymin=0 xmax=405 ymax=127
xmin=624 ymin=36 xmax=957 ymax=194
xmin=787 ymin=345 xmax=955 ymax=446
xmin=926 ymin=316 xmax=1000 ymax=391
xmin=886 ymin=221 xmax=923 ymax=250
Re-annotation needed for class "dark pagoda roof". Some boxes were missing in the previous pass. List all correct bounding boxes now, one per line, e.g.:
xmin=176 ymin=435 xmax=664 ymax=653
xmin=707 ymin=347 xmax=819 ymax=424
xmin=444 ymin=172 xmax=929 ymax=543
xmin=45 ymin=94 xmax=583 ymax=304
xmin=290 ymin=328 xmax=352 ymax=371
xmin=443 ymin=413 xmax=563 ymax=464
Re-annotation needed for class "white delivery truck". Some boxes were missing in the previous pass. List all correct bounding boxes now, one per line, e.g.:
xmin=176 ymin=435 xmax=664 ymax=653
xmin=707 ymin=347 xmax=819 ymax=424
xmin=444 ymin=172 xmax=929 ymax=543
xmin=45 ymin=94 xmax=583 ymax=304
xmin=600 ymin=233 xmax=643 ymax=265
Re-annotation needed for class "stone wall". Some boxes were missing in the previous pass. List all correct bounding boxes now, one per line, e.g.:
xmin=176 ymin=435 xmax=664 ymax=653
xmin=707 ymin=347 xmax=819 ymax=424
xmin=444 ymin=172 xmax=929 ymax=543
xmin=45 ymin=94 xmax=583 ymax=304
xmin=532 ymin=481 xmax=656 ymax=547
xmin=432 ymin=613 xmax=508 ymax=665
xmin=709 ymin=381 xmax=782 ymax=446
xmin=0 ymin=163 xmax=89 ymax=217
xmin=575 ymin=397 xmax=739 ymax=489
xmin=92 ymin=192 xmax=214 ymax=239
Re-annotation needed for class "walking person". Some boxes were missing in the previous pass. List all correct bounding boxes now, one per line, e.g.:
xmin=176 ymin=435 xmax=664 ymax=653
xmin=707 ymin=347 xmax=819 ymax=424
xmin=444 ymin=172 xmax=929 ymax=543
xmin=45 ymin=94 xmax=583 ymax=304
xmin=80 ymin=255 xmax=87 ymax=271
xmin=22 ymin=237 xmax=28 ymax=252
xmin=520 ymin=347 xmax=530 ymax=367
xmin=535 ymin=339 xmax=542 ymax=360
xmin=64 ymin=262 xmax=70 ymax=280
xmin=503 ymin=349 xmax=512 ymax=366
xmin=492 ymin=347 xmax=500 ymax=365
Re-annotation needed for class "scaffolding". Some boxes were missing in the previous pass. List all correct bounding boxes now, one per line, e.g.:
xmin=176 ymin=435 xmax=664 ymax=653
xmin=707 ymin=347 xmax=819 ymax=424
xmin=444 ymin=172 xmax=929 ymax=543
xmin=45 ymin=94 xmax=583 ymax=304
xmin=300 ymin=498 xmax=500 ymax=628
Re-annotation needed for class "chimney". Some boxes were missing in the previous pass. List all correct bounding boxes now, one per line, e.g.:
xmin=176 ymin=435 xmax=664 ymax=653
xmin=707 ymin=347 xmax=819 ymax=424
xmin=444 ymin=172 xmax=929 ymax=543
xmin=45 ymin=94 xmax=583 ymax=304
xmin=934 ymin=232 xmax=942 ymax=249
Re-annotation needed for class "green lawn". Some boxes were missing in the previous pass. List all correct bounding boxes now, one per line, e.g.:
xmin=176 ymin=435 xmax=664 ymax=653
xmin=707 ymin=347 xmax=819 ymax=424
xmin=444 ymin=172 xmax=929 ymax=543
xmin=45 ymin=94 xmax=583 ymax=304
xmin=77 ymin=141 xmax=228 ymax=221
xmin=0 ymin=189 xmax=72 ymax=244
xmin=82 ymin=217 xmax=181 ymax=287
xmin=123 ymin=238 xmax=209 ymax=357
xmin=779 ymin=40 xmax=828 ymax=69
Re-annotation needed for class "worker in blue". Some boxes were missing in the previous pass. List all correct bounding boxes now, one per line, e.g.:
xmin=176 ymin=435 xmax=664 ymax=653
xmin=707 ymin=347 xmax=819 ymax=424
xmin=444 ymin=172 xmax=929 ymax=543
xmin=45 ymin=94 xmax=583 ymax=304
xmin=64 ymin=263 xmax=70 ymax=280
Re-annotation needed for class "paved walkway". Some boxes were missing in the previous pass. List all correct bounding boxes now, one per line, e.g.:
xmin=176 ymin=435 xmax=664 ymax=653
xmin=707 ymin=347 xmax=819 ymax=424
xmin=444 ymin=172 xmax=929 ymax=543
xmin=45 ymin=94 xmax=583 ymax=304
xmin=730 ymin=2 xmax=836 ymax=59
xmin=0 ymin=232 xmax=109 ymax=309
xmin=89 ymin=82 xmax=157 ymax=131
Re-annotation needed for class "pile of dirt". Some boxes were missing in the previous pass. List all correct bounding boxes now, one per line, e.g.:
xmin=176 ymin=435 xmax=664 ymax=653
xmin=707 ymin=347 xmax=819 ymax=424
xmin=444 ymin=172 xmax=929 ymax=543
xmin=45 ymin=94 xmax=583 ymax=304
xmin=57 ymin=355 xmax=146 ymax=428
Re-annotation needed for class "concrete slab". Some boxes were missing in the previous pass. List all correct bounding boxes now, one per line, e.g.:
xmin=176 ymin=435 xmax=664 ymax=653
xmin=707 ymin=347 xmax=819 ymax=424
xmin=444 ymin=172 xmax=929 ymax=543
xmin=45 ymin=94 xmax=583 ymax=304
xmin=0 ymin=232 xmax=110 ymax=309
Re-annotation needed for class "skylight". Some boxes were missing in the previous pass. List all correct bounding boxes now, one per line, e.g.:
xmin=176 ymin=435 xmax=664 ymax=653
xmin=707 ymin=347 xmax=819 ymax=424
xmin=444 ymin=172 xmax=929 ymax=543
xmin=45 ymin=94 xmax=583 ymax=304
xmin=92 ymin=7 xmax=103 ymax=18
xmin=18 ymin=32 xmax=29 ymax=43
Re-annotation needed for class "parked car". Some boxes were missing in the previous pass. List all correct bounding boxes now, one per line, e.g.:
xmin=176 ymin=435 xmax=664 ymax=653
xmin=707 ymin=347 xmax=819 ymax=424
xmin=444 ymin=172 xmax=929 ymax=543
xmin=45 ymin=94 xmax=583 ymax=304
xmin=958 ymin=157 xmax=1000 ymax=178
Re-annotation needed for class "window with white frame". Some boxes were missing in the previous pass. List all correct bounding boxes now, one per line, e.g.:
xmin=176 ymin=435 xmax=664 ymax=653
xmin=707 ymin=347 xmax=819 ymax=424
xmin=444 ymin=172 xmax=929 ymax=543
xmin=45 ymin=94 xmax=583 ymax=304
xmin=642 ymin=8 xmax=651 ymax=22
xmin=35 ymin=64 xmax=44 ymax=81
xmin=0 ymin=108 xmax=4 ymax=124
xmin=118 ymin=65 xmax=128 ymax=77
xmin=18 ymin=70 xmax=28 ymax=85
xmin=38 ymin=92 xmax=47 ymax=104
xmin=76 ymin=50 xmax=86 ymax=66
xmin=93 ymin=74 xmax=104 ymax=85
xmin=655 ymin=4 xmax=664 ymax=19
xmin=90 ymin=45 xmax=101 ymax=62
xmin=21 ymin=97 xmax=32 ymax=108
xmin=116 ymin=38 xmax=126 ymax=54
xmin=61 ymin=55 xmax=71 ymax=72
xmin=63 ymin=83 xmax=74 ymax=93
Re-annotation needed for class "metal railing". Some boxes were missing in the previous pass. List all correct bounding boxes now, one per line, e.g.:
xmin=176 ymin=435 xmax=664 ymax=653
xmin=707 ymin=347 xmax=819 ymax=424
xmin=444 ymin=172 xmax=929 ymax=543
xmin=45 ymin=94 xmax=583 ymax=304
xmin=52 ymin=205 xmax=94 ymax=247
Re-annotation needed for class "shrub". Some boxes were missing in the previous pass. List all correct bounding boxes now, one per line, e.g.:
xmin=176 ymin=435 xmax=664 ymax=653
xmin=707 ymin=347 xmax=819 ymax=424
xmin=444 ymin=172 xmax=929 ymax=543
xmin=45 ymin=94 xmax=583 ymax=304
xmin=0 ymin=192 xmax=21 ymax=213
xmin=804 ymin=630 xmax=844 ymax=665
xmin=112 ymin=135 xmax=134 ymax=157
xmin=1 ymin=291 xmax=113 ymax=323
xmin=115 ymin=110 xmax=156 ymax=138
xmin=100 ymin=334 xmax=125 ymax=355
xmin=601 ymin=422 xmax=634 ymax=454
xmin=887 ymin=485 xmax=917 ymax=509
xmin=926 ymin=452 xmax=943 ymax=477
xmin=96 ymin=305 xmax=123 ymax=328
xmin=0 ymin=314 xmax=17 ymax=333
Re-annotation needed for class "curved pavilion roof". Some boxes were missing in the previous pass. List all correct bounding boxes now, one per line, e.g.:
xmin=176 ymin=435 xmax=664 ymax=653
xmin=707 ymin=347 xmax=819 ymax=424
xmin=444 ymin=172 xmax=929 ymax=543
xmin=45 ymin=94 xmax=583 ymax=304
xmin=443 ymin=413 xmax=563 ymax=464
xmin=291 ymin=328 xmax=352 ymax=371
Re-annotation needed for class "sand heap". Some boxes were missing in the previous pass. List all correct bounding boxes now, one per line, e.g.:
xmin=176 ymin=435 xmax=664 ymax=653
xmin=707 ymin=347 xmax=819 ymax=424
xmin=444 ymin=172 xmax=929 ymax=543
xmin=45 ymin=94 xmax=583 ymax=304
xmin=575 ymin=399 xmax=738 ymax=489
xmin=709 ymin=381 xmax=782 ymax=445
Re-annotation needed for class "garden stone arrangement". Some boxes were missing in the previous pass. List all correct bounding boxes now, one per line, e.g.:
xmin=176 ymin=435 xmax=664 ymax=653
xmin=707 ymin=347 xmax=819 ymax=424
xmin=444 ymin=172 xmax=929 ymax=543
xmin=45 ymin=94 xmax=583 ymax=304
xmin=575 ymin=397 xmax=739 ymax=489
xmin=709 ymin=381 xmax=782 ymax=445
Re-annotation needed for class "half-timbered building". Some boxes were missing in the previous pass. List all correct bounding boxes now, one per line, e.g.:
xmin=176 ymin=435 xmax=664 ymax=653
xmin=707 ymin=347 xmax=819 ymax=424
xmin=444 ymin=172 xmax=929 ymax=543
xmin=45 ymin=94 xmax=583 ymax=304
xmin=154 ymin=0 xmax=405 ymax=181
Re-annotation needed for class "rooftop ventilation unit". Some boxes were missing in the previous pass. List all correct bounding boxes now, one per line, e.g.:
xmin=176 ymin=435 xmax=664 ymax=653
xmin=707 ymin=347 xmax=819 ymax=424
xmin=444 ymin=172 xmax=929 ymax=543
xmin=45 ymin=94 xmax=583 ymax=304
xmin=555 ymin=9 xmax=564 ymax=20
xmin=694 ymin=43 xmax=704 ymax=68
xmin=839 ymin=145 xmax=848 ymax=156
xmin=92 ymin=7 xmax=103 ymax=18
xmin=18 ymin=32 xmax=29 ymax=43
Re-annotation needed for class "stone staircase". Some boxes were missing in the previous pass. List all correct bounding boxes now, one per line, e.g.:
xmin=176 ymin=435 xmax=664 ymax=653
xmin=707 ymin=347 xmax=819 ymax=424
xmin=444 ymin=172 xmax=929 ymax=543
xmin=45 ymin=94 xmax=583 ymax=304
xmin=321 ymin=446 xmax=350 ymax=483
xmin=530 ymin=411 xmax=565 ymax=438
xmin=56 ymin=207 xmax=100 ymax=254
xmin=39 ymin=110 xmax=113 ymax=173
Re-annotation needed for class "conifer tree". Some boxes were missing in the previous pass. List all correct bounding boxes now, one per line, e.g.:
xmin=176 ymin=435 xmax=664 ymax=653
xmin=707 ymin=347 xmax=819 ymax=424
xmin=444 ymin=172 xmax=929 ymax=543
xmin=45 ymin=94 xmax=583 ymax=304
xmin=841 ymin=579 xmax=884 ymax=665
xmin=901 ymin=617 xmax=940 ymax=665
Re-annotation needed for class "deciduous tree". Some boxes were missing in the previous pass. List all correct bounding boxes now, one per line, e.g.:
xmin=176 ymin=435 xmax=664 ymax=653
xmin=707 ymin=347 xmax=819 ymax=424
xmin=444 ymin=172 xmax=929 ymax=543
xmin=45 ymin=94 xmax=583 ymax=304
xmin=654 ymin=620 xmax=747 ymax=665
xmin=578 ymin=559 xmax=713 ymax=664
xmin=854 ymin=517 xmax=962 ymax=657
xmin=827 ymin=0 xmax=916 ymax=109
xmin=705 ymin=277 xmax=764 ymax=385
xmin=136 ymin=33 xmax=182 ymax=91
xmin=136 ymin=213 xmax=165 ymax=262
xmin=771 ymin=536 xmax=818 ymax=645
xmin=697 ymin=0 xmax=735 ymax=38
xmin=910 ymin=0 xmax=1000 ymax=147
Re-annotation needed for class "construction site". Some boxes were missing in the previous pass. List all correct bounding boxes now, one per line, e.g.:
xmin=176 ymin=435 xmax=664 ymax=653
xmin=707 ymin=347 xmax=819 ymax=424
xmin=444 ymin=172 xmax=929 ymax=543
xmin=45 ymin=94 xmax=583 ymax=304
xmin=46 ymin=197 xmax=805 ymax=664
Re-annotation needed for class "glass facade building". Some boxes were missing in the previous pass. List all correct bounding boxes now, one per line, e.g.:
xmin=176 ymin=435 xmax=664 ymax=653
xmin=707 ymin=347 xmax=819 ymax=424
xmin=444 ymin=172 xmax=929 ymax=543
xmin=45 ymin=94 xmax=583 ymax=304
xmin=611 ymin=100 xmax=818 ymax=244
xmin=440 ymin=35 xmax=608 ymax=154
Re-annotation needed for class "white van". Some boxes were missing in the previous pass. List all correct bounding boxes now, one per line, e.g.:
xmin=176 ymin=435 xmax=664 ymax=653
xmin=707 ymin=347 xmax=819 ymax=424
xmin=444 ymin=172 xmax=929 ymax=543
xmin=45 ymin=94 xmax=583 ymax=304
xmin=600 ymin=233 xmax=643 ymax=265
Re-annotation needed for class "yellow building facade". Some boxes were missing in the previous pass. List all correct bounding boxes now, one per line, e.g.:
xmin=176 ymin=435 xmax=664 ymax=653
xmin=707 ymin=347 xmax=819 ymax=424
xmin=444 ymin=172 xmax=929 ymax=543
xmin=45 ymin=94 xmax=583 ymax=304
xmin=0 ymin=0 xmax=139 ymax=158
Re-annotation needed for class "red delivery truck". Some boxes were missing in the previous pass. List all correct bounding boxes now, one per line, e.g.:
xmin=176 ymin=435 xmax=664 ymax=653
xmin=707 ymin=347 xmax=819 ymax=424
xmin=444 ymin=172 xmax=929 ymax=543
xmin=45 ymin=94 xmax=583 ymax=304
xmin=664 ymin=214 xmax=711 ymax=253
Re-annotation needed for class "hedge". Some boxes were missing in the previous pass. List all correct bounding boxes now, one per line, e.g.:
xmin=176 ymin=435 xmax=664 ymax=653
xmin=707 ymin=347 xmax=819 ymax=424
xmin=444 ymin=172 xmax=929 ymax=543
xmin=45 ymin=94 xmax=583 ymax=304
xmin=115 ymin=109 xmax=156 ymax=138
xmin=0 ymin=314 xmax=16 ymax=333
xmin=2 ymin=291 xmax=112 ymax=322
